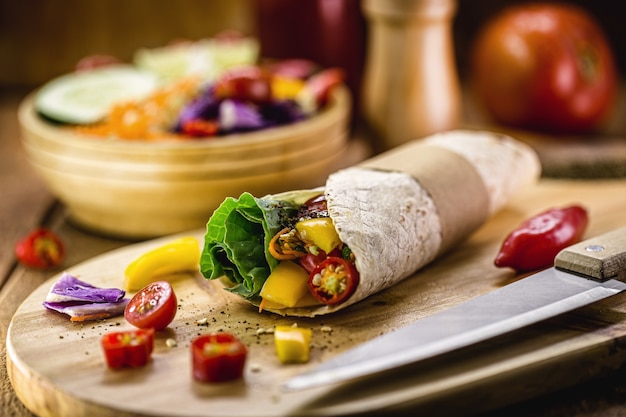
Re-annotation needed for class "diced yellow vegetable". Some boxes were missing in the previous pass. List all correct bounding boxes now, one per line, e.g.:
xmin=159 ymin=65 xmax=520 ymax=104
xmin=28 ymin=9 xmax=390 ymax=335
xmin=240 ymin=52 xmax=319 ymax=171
xmin=295 ymin=217 xmax=341 ymax=254
xmin=124 ymin=236 xmax=200 ymax=291
xmin=260 ymin=261 xmax=309 ymax=308
xmin=271 ymin=76 xmax=305 ymax=100
xmin=274 ymin=325 xmax=312 ymax=364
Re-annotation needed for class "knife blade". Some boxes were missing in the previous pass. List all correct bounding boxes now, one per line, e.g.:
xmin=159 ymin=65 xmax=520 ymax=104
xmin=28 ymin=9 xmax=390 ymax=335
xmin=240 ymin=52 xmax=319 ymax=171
xmin=283 ymin=226 xmax=626 ymax=391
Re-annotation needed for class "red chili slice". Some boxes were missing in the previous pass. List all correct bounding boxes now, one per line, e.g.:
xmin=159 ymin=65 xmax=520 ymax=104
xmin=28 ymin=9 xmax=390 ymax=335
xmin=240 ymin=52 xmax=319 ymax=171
xmin=101 ymin=328 xmax=154 ymax=369
xmin=308 ymin=256 xmax=359 ymax=305
xmin=180 ymin=119 xmax=219 ymax=137
xmin=14 ymin=228 xmax=64 ymax=269
xmin=191 ymin=333 xmax=247 ymax=383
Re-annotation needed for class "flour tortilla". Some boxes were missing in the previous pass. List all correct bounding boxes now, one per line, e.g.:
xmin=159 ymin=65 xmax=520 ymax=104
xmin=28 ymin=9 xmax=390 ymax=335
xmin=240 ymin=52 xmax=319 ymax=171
xmin=259 ymin=130 xmax=541 ymax=316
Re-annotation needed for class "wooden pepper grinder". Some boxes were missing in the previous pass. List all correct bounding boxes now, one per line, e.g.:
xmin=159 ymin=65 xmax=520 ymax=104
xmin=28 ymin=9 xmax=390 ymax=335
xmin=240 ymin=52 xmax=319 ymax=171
xmin=361 ymin=0 xmax=461 ymax=151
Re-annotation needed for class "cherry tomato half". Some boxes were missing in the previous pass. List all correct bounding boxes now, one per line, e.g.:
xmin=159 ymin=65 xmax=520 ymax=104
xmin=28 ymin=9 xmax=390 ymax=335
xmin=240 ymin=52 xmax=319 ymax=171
xmin=101 ymin=328 xmax=154 ymax=369
xmin=15 ymin=228 xmax=64 ymax=269
xmin=471 ymin=3 xmax=617 ymax=134
xmin=124 ymin=281 xmax=177 ymax=331
xmin=191 ymin=333 xmax=247 ymax=383
xmin=308 ymin=256 xmax=359 ymax=305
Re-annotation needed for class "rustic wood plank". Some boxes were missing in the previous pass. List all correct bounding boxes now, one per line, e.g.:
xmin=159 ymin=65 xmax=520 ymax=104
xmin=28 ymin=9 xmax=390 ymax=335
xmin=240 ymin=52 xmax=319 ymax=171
xmin=0 ymin=87 xmax=54 ymax=417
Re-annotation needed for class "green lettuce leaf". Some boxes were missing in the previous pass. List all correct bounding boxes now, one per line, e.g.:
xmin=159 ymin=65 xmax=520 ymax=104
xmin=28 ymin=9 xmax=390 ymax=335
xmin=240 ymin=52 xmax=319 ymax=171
xmin=200 ymin=192 xmax=298 ymax=299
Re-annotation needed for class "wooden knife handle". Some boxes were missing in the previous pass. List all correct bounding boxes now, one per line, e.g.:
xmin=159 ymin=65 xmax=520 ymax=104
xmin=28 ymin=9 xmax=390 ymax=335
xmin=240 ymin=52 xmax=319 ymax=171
xmin=555 ymin=226 xmax=626 ymax=282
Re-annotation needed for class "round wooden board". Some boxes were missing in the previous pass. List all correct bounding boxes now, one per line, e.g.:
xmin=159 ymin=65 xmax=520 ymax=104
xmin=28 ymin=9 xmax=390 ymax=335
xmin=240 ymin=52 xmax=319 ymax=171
xmin=7 ymin=179 xmax=626 ymax=417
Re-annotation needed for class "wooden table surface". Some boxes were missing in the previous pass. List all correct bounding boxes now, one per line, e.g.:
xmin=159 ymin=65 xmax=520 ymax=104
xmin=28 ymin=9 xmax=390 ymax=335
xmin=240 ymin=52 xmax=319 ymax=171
xmin=3 ymin=85 xmax=626 ymax=417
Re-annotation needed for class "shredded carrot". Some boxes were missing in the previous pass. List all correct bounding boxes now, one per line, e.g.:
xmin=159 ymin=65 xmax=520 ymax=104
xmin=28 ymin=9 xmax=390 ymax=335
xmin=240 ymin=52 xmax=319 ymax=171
xmin=268 ymin=227 xmax=308 ymax=260
xmin=268 ymin=227 xmax=297 ymax=260
xmin=258 ymin=298 xmax=267 ymax=313
xmin=70 ymin=312 xmax=112 ymax=322
xmin=73 ymin=76 xmax=202 ymax=140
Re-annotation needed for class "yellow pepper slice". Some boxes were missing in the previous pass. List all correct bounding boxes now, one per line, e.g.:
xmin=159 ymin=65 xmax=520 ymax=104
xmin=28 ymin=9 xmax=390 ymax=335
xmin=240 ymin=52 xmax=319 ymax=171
xmin=274 ymin=325 xmax=312 ymax=364
xmin=271 ymin=76 xmax=305 ymax=101
xmin=295 ymin=217 xmax=341 ymax=254
xmin=124 ymin=236 xmax=200 ymax=291
xmin=259 ymin=261 xmax=310 ymax=309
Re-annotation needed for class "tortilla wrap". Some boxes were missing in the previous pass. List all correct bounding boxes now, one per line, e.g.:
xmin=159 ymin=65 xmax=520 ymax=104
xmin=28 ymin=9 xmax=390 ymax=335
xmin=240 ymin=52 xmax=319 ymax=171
xmin=200 ymin=130 xmax=541 ymax=317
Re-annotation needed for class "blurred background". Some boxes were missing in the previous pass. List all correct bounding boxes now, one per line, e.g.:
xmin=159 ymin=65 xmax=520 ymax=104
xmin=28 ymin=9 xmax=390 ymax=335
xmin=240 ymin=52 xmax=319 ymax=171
xmin=2 ymin=0 xmax=623 ymax=88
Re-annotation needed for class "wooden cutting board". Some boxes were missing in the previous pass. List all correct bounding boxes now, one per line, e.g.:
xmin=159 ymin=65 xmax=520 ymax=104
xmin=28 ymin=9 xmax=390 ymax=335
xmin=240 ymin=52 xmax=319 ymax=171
xmin=7 ymin=178 xmax=626 ymax=417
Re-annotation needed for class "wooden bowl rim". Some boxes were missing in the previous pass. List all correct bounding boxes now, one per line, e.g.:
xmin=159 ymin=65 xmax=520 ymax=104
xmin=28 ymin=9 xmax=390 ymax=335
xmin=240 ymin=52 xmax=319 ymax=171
xmin=18 ymin=85 xmax=351 ymax=158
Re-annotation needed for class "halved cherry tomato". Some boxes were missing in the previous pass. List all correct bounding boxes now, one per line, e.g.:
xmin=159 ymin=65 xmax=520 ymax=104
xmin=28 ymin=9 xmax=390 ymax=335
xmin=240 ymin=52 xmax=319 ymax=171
xmin=191 ymin=333 xmax=247 ymax=383
xmin=308 ymin=256 xmax=359 ymax=305
xmin=101 ymin=328 xmax=154 ymax=369
xmin=15 ymin=228 xmax=64 ymax=269
xmin=124 ymin=281 xmax=177 ymax=331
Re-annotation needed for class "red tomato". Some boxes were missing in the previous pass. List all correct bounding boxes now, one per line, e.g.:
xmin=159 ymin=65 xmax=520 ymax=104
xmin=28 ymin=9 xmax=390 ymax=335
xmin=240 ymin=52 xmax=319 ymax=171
xmin=101 ymin=328 xmax=154 ymax=369
xmin=75 ymin=54 xmax=122 ymax=72
xmin=471 ymin=3 xmax=617 ymax=134
xmin=298 ymin=246 xmax=342 ymax=274
xmin=298 ymin=251 xmax=327 ymax=274
xmin=305 ymin=67 xmax=345 ymax=107
xmin=15 ymin=228 xmax=64 ymax=269
xmin=124 ymin=281 xmax=177 ymax=331
xmin=308 ymin=256 xmax=359 ymax=305
xmin=191 ymin=333 xmax=247 ymax=383
xmin=214 ymin=66 xmax=273 ymax=104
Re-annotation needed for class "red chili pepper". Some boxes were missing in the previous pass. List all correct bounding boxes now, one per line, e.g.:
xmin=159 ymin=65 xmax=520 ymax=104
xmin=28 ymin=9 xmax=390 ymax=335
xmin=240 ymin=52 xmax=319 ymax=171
xmin=14 ymin=228 xmax=65 ymax=269
xmin=101 ymin=328 xmax=154 ymax=369
xmin=180 ymin=119 xmax=219 ymax=137
xmin=308 ymin=256 xmax=359 ymax=305
xmin=494 ymin=205 xmax=589 ymax=272
xmin=191 ymin=333 xmax=247 ymax=383
xmin=305 ymin=67 xmax=345 ymax=107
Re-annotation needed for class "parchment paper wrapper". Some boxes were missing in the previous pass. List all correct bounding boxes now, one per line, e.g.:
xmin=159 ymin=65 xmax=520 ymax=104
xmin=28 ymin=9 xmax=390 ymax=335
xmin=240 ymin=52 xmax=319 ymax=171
xmin=264 ymin=130 xmax=541 ymax=316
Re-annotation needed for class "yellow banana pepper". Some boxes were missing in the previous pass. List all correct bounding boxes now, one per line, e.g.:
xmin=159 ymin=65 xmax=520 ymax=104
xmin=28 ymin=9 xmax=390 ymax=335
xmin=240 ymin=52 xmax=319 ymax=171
xmin=124 ymin=236 xmax=200 ymax=291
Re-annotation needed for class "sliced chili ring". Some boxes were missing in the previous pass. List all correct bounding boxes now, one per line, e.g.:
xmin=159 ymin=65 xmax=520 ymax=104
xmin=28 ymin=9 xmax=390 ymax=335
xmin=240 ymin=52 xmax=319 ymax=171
xmin=191 ymin=332 xmax=247 ymax=383
xmin=101 ymin=328 xmax=155 ymax=369
xmin=308 ymin=256 xmax=359 ymax=305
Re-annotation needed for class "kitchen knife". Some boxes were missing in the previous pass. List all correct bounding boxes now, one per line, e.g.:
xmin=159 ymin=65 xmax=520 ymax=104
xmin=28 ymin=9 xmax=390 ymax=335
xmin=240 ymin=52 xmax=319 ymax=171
xmin=283 ymin=226 xmax=626 ymax=391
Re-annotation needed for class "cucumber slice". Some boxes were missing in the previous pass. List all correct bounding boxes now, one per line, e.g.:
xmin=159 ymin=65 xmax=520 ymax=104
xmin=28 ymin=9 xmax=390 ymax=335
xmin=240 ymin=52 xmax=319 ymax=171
xmin=34 ymin=65 xmax=159 ymax=125
xmin=133 ymin=37 xmax=259 ymax=83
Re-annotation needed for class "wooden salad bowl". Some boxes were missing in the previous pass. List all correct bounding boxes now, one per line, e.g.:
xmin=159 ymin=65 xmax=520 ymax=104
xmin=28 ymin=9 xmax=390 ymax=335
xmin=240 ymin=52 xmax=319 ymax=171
xmin=18 ymin=86 xmax=352 ymax=239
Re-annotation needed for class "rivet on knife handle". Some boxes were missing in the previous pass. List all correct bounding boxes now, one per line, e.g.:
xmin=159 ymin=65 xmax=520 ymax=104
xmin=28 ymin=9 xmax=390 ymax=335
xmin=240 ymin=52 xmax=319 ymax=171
xmin=555 ymin=226 xmax=626 ymax=282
